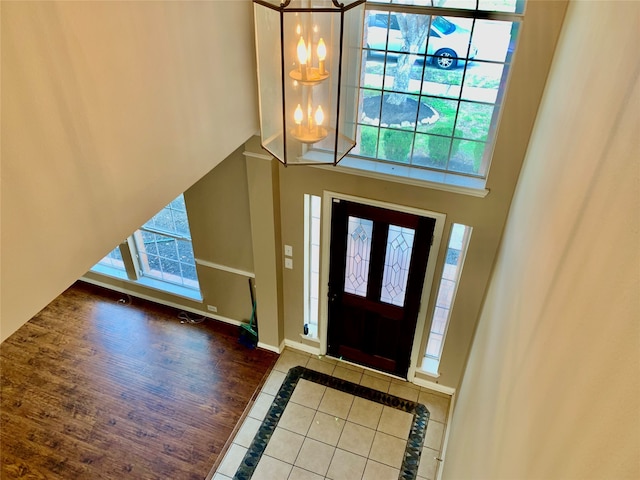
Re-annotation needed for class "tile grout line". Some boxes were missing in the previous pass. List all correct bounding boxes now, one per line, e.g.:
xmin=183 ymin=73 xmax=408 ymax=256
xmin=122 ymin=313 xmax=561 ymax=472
xmin=221 ymin=348 xmax=449 ymax=480
xmin=233 ymin=366 xmax=429 ymax=480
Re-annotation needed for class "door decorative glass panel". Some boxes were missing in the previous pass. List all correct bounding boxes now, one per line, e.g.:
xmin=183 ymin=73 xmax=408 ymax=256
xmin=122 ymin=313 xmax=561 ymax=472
xmin=329 ymin=199 xmax=436 ymax=377
xmin=381 ymin=225 xmax=415 ymax=306
xmin=344 ymin=216 xmax=374 ymax=297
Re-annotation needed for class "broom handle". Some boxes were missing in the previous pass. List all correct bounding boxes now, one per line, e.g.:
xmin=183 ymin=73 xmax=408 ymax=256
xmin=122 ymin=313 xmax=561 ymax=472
xmin=249 ymin=278 xmax=257 ymax=326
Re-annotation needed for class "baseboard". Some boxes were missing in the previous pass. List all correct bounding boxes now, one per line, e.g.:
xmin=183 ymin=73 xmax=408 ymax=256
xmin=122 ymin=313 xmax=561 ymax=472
xmin=283 ymin=338 xmax=321 ymax=356
xmin=436 ymin=392 xmax=457 ymax=480
xmin=80 ymin=277 xmax=242 ymax=326
xmin=257 ymin=342 xmax=281 ymax=354
xmin=412 ymin=376 xmax=456 ymax=396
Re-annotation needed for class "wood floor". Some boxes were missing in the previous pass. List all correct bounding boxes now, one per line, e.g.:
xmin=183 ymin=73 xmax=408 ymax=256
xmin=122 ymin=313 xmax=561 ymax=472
xmin=0 ymin=282 xmax=278 ymax=479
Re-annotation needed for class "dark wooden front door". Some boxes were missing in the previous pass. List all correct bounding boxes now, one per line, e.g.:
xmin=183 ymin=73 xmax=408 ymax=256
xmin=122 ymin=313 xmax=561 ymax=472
xmin=327 ymin=199 xmax=435 ymax=378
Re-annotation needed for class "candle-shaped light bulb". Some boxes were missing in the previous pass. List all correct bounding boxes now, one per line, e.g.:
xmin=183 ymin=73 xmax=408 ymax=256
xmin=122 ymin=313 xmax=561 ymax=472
xmin=294 ymin=104 xmax=303 ymax=124
xmin=317 ymin=38 xmax=327 ymax=75
xmin=315 ymin=105 xmax=324 ymax=129
xmin=297 ymin=37 xmax=308 ymax=64
xmin=297 ymin=37 xmax=308 ymax=80
xmin=294 ymin=104 xmax=303 ymax=136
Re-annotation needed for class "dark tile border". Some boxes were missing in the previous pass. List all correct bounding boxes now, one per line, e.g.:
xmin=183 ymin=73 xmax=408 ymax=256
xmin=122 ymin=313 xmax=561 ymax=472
xmin=233 ymin=366 xmax=429 ymax=480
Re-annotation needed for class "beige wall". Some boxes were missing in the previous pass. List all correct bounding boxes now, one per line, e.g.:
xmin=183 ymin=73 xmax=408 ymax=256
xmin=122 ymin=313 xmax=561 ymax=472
xmin=246 ymin=146 xmax=285 ymax=350
xmin=186 ymin=146 xmax=256 ymax=322
xmin=267 ymin=0 xmax=568 ymax=389
xmin=276 ymin=164 xmax=502 ymax=387
xmin=186 ymin=145 xmax=254 ymax=274
xmin=81 ymin=139 xmax=285 ymax=349
xmin=442 ymin=1 xmax=640 ymax=478
xmin=83 ymin=145 xmax=257 ymax=325
xmin=1 ymin=1 xmax=259 ymax=341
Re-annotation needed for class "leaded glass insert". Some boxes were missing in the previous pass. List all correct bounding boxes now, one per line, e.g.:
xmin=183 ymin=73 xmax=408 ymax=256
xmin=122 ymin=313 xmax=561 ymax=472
xmin=381 ymin=225 xmax=415 ymax=306
xmin=344 ymin=216 xmax=374 ymax=297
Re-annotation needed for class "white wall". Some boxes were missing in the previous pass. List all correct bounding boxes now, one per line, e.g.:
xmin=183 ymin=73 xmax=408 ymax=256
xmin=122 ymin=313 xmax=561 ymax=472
xmin=0 ymin=1 xmax=259 ymax=341
xmin=442 ymin=1 xmax=640 ymax=478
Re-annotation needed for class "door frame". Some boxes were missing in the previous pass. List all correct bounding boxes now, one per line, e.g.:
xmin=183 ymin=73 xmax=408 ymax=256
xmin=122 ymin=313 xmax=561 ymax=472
xmin=319 ymin=191 xmax=446 ymax=381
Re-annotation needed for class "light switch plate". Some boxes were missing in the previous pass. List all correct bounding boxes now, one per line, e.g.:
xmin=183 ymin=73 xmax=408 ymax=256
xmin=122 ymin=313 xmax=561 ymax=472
xmin=285 ymin=258 xmax=293 ymax=269
xmin=284 ymin=245 xmax=293 ymax=257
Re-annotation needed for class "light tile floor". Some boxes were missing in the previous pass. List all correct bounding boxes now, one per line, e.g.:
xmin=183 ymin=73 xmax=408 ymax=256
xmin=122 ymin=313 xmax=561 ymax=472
xmin=213 ymin=348 xmax=450 ymax=480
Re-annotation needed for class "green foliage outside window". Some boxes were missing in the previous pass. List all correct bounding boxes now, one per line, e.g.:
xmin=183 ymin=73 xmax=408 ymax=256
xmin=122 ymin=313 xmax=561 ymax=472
xmin=382 ymin=129 xmax=413 ymax=163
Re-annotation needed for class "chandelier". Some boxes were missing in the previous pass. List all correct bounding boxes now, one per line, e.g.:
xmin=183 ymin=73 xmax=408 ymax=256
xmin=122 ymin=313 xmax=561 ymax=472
xmin=253 ymin=0 xmax=366 ymax=166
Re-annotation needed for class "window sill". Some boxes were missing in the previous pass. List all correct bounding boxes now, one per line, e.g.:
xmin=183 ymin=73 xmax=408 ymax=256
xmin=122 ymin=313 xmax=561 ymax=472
xmin=91 ymin=263 xmax=128 ymax=280
xmin=419 ymin=357 xmax=441 ymax=378
xmin=135 ymin=276 xmax=202 ymax=302
xmin=300 ymin=333 xmax=321 ymax=344
xmin=89 ymin=265 xmax=203 ymax=302
xmin=416 ymin=368 xmax=441 ymax=379
xmin=311 ymin=155 xmax=490 ymax=198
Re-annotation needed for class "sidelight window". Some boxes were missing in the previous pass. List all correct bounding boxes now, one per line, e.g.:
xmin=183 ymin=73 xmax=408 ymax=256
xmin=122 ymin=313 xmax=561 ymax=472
xmin=423 ymin=222 xmax=472 ymax=374
xmin=304 ymin=194 xmax=322 ymax=338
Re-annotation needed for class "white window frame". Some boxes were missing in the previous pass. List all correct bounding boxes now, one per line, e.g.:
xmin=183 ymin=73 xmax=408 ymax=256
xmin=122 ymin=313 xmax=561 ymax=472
xmin=421 ymin=222 xmax=472 ymax=376
xmin=303 ymin=194 xmax=322 ymax=341
xmin=341 ymin=1 xmax=525 ymax=191
xmin=91 ymin=195 xmax=202 ymax=301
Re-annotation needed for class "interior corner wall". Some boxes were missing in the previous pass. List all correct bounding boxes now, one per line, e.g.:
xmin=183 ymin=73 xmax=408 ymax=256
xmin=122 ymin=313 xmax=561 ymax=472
xmin=1 ymin=1 xmax=259 ymax=342
xmin=185 ymin=144 xmax=256 ymax=322
xmin=186 ymin=145 xmax=254 ymax=275
xmin=442 ymin=1 xmax=640 ymax=478
xmin=82 ymin=143 xmax=257 ymax=324
xmin=245 ymin=146 xmax=285 ymax=351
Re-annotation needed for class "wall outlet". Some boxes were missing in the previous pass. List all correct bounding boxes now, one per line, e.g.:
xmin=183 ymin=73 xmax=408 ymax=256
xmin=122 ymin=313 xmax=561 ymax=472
xmin=207 ymin=305 xmax=217 ymax=313
xmin=284 ymin=245 xmax=293 ymax=257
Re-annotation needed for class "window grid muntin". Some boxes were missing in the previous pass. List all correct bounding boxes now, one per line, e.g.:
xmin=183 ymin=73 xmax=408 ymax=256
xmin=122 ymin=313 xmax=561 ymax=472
xmin=134 ymin=230 xmax=199 ymax=290
xmin=144 ymin=195 xmax=191 ymax=239
xmin=362 ymin=13 xmax=480 ymax=174
xmin=98 ymin=246 xmax=126 ymax=271
xmin=359 ymin=92 xmax=498 ymax=176
xmin=365 ymin=1 xmax=524 ymax=19
xmin=357 ymin=3 xmax=521 ymax=179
